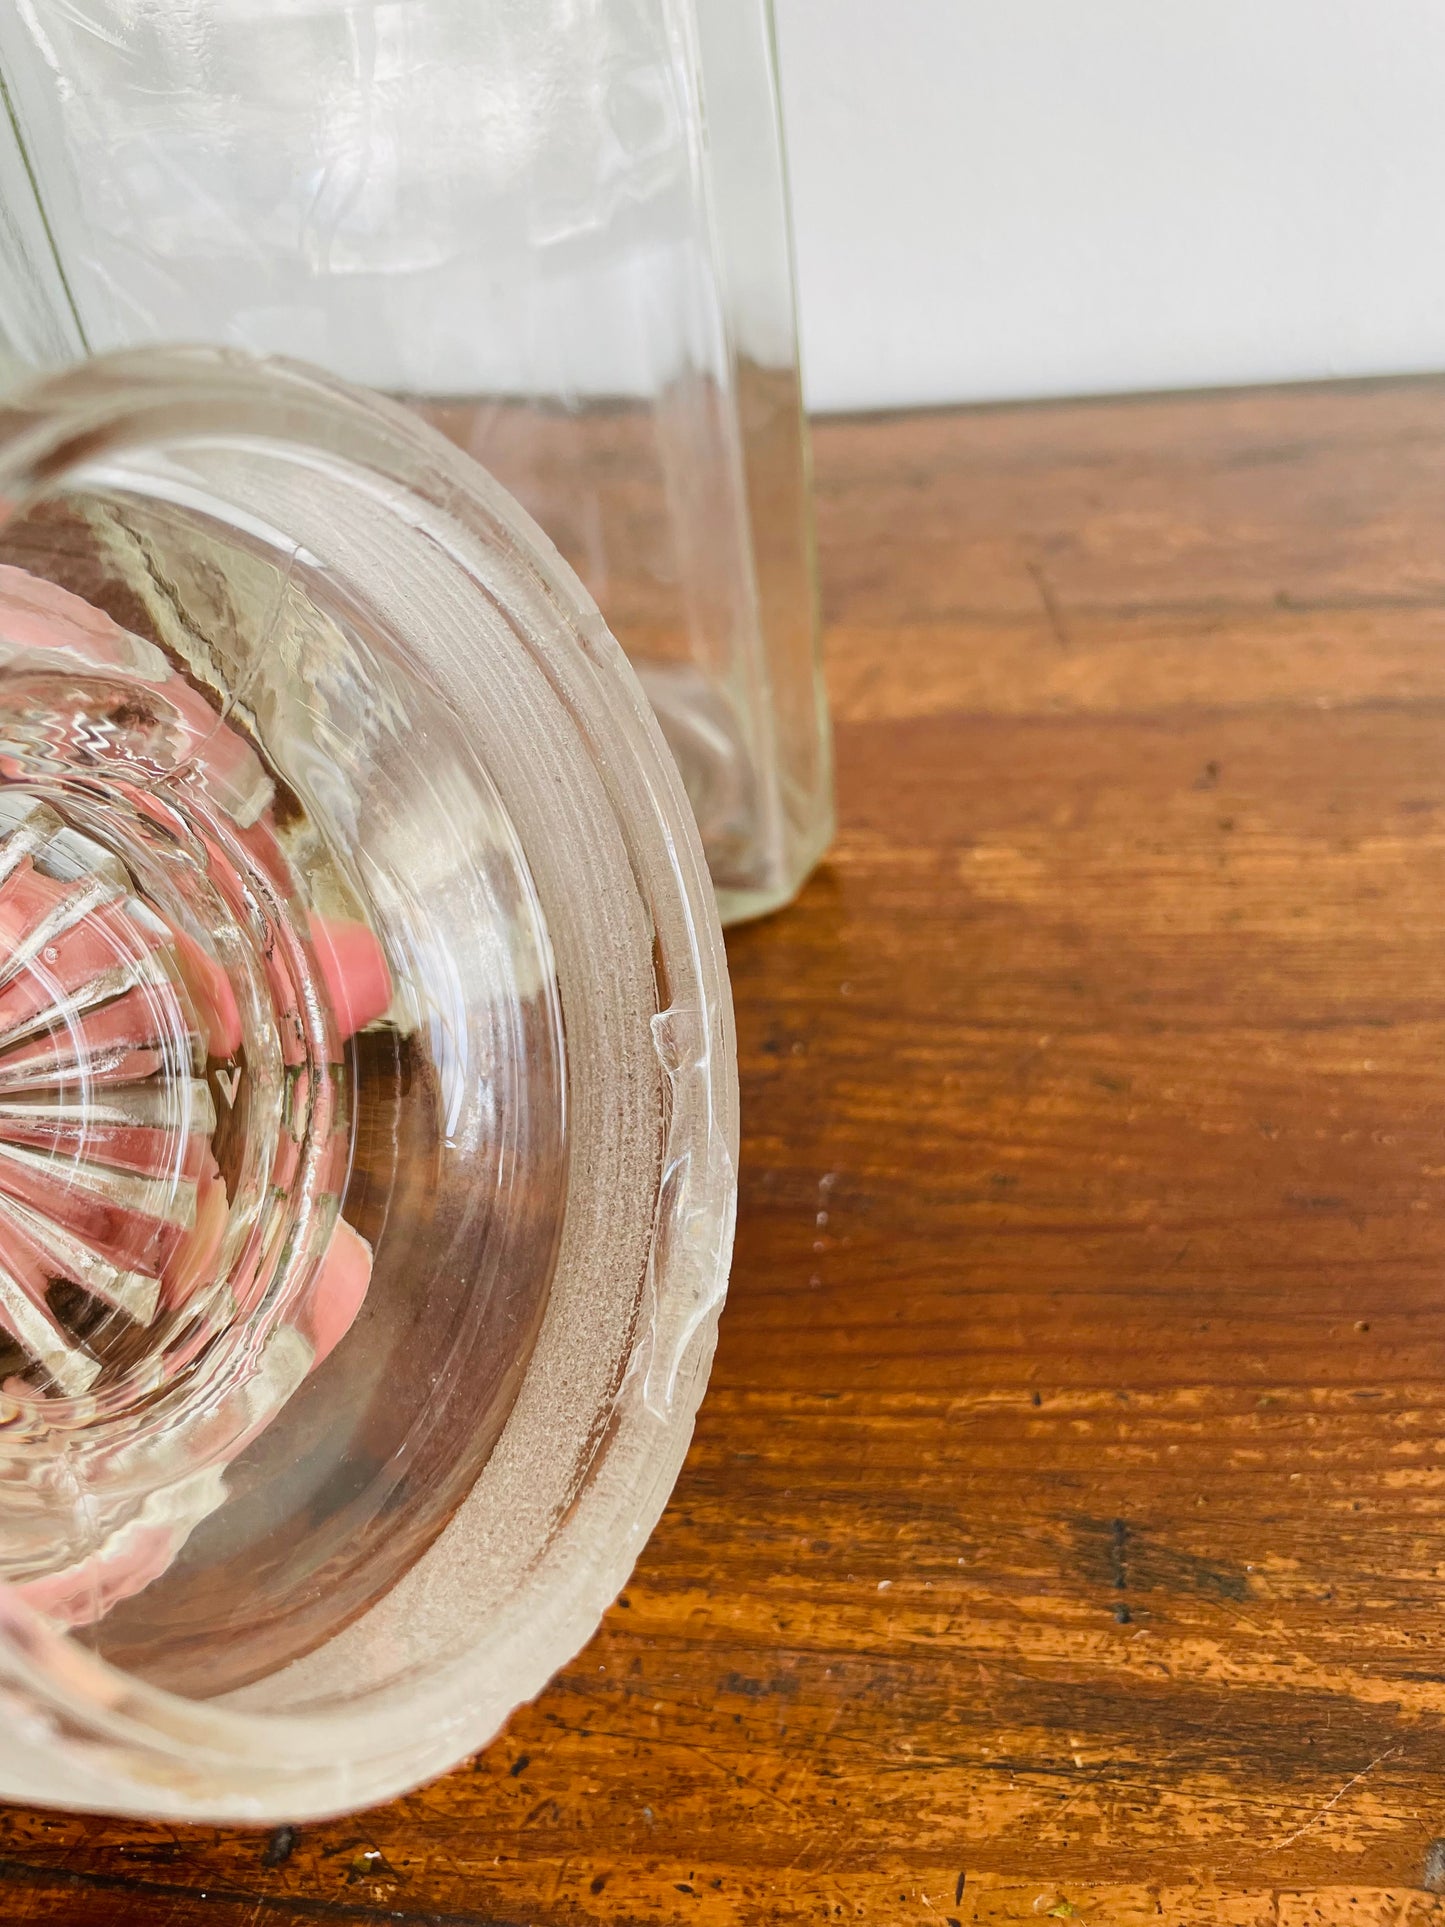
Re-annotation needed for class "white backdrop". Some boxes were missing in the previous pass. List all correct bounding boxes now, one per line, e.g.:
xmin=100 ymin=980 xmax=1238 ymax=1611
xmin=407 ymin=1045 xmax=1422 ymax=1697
xmin=774 ymin=0 xmax=1445 ymax=412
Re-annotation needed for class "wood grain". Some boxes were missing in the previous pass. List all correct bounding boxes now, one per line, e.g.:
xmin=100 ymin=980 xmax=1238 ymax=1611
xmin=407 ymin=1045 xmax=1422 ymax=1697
xmin=10 ymin=376 xmax=1445 ymax=1922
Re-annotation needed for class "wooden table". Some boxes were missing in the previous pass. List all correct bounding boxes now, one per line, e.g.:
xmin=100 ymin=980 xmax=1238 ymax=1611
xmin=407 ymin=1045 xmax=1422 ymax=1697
xmin=9 ymin=379 xmax=1445 ymax=1923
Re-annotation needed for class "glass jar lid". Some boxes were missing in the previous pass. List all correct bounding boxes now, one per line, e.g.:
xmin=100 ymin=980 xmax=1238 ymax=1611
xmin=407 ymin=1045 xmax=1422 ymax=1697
xmin=0 ymin=346 xmax=736 ymax=1820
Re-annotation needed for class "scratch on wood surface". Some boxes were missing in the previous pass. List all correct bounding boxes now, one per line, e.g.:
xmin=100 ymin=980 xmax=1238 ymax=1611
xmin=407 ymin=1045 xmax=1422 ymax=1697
xmin=1264 ymin=1745 xmax=1404 ymax=1852
xmin=660 ymin=1733 xmax=816 ymax=1827
xmin=1025 ymin=559 xmax=1073 ymax=652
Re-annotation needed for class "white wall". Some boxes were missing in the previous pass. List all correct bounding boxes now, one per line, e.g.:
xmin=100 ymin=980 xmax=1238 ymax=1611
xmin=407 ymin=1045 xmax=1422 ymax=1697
xmin=774 ymin=0 xmax=1445 ymax=412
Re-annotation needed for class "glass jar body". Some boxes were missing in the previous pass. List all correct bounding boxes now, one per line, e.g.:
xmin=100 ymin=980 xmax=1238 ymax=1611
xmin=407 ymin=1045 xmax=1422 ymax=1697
xmin=0 ymin=0 xmax=832 ymax=922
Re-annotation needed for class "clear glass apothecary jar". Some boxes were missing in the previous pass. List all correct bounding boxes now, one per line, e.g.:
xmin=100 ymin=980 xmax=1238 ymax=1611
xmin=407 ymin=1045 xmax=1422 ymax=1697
xmin=0 ymin=0 xmax=833 ymax=924
xmin=0 ymin=345 xmax=737 ymax=1821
